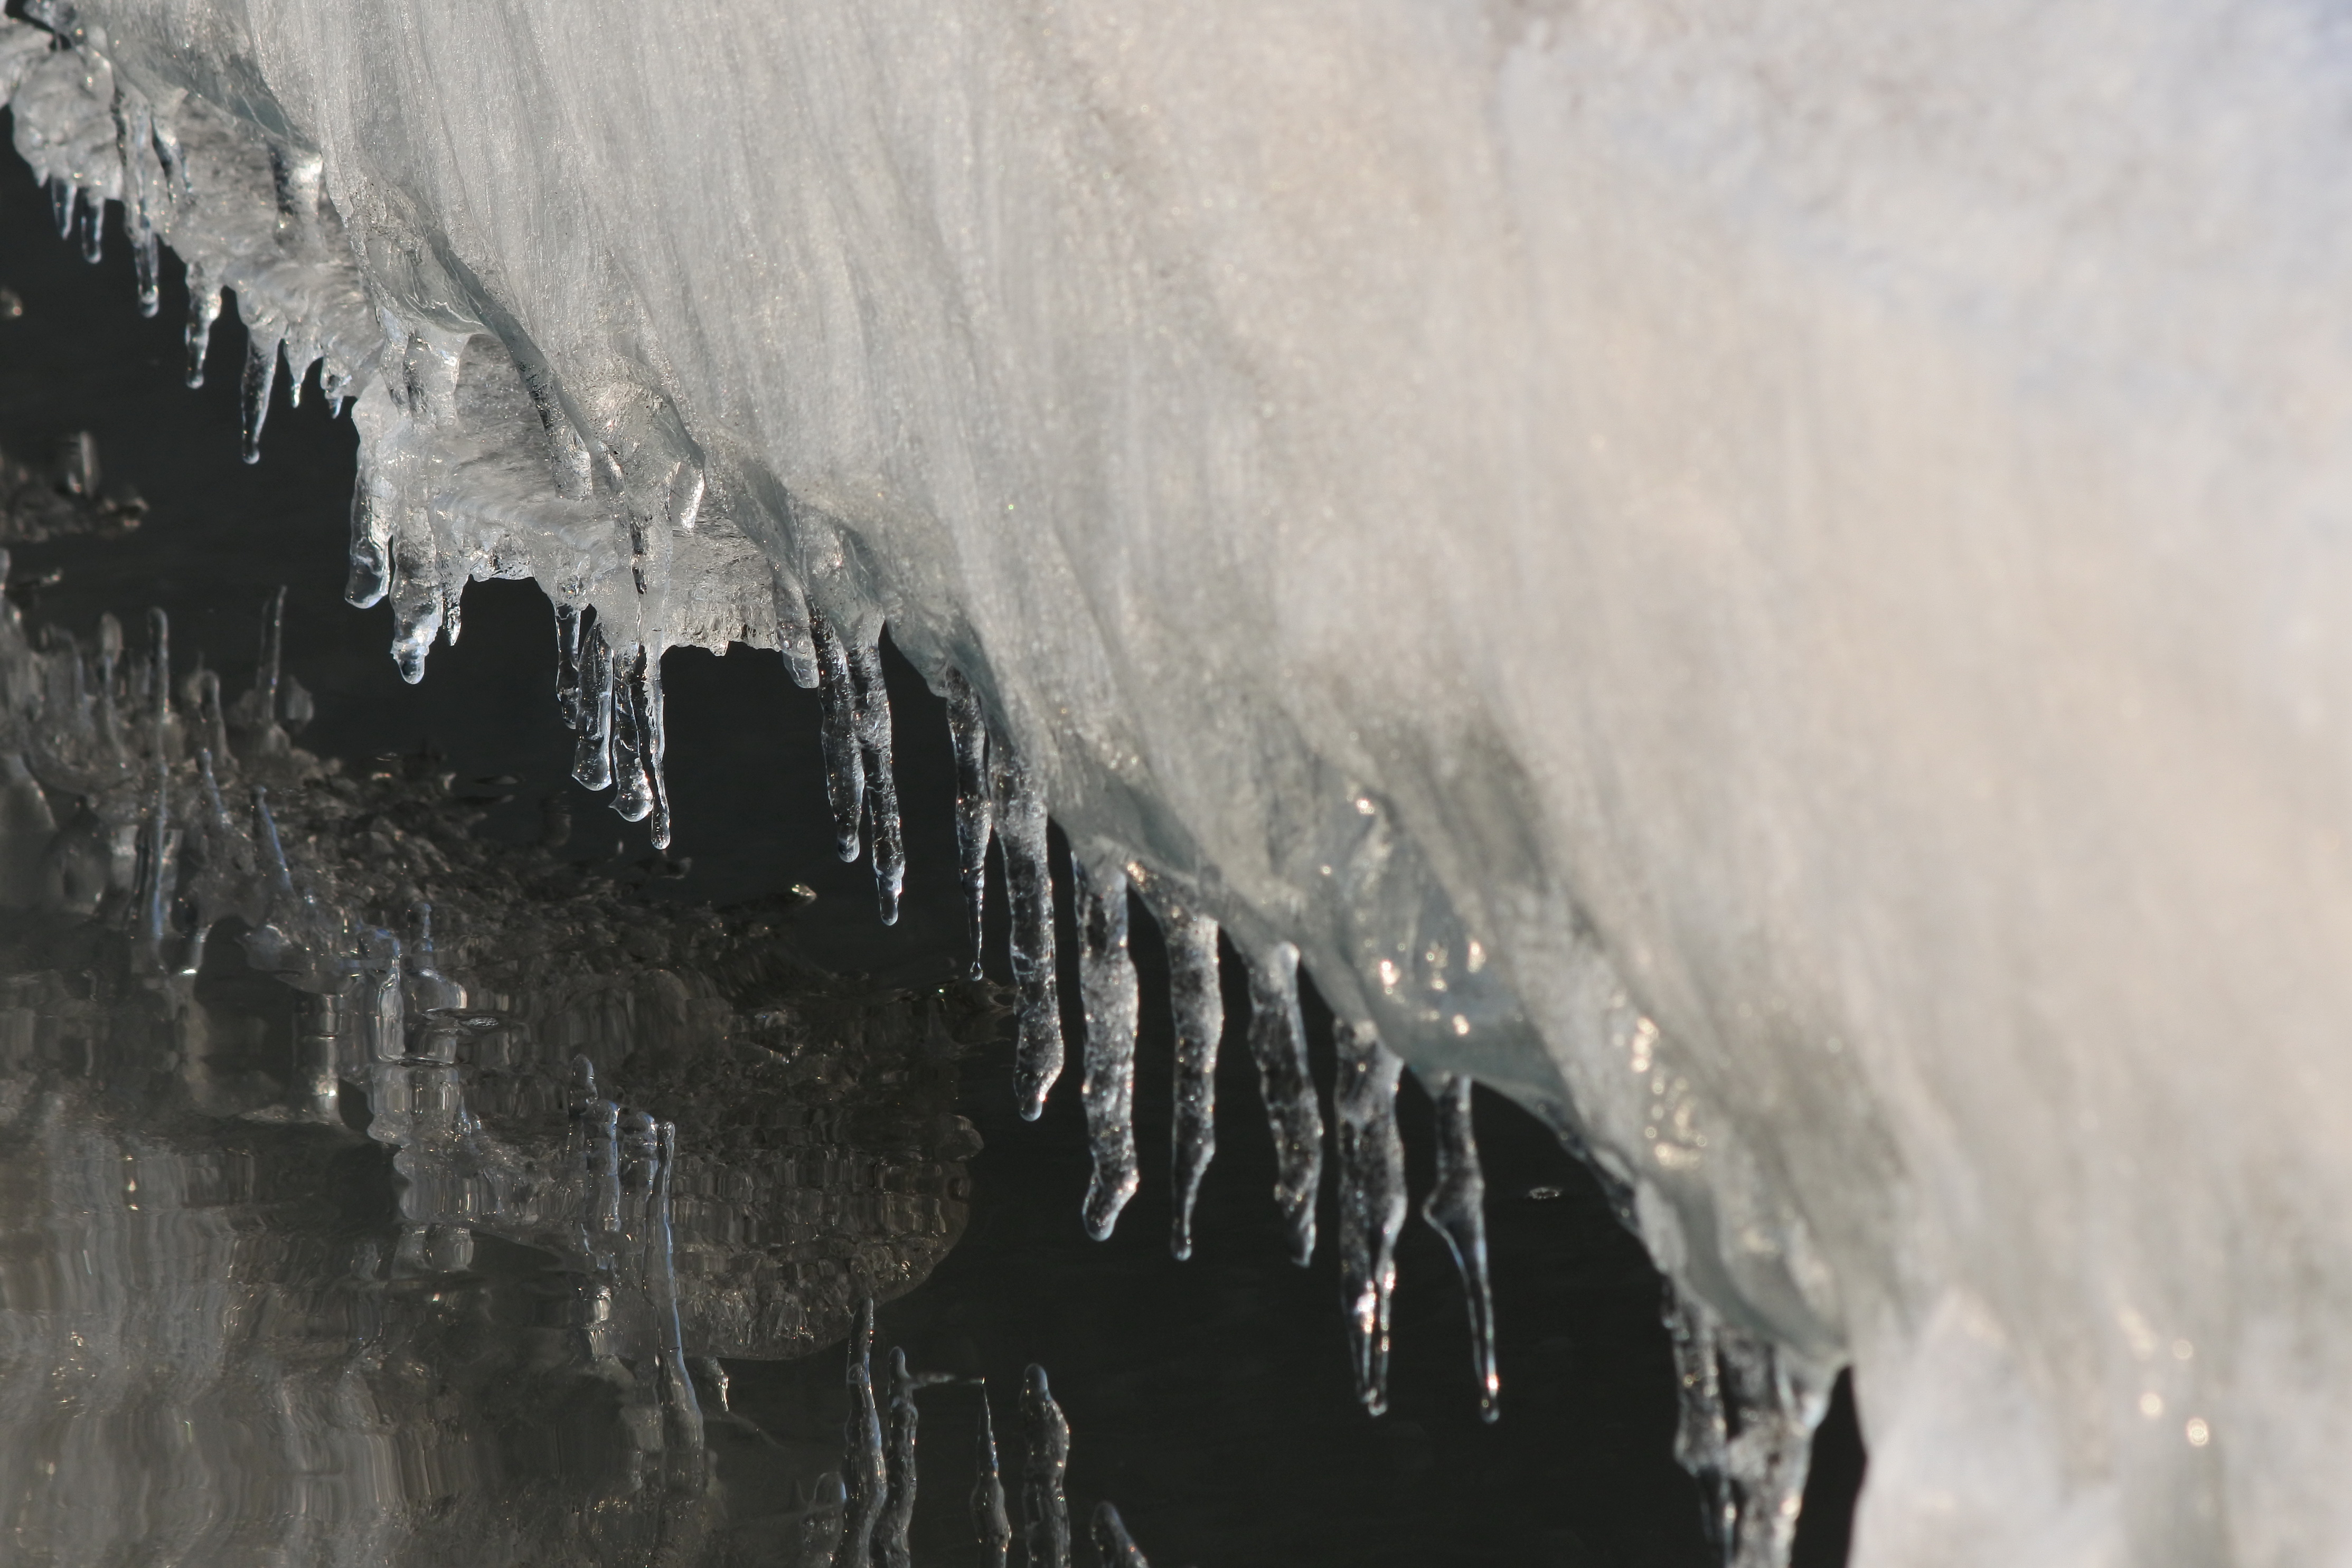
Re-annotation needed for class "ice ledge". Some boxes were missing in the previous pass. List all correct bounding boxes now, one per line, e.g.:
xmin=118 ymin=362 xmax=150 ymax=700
xmin=14 ymin=1 xmax=2352 ymax=1560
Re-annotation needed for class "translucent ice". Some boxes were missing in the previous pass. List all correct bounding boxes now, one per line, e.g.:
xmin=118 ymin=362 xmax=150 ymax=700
xmin=1334 ymin=1021 xmax=1407 ymax=1416
xmin=1135 ymin=877 xmax=1221 ymax=1263
xmin=1244 ymin=941 xmax=1323 ymax=1268
xmin=1019 ymin=1365 xmax=1072 ymax=1568
xmin=1072 ymin=853 xmax=1140 ymax=1241
xmin=16 ymin=1 xmax=2352 ymax=1555
xmin=992 ymin=741 xmax=1062 ymax=1122
xmin=1423 ymin=1073 xmax=1501 ymax=1423
xmin=971 ymin=1391 xmax=1013 ymax=1568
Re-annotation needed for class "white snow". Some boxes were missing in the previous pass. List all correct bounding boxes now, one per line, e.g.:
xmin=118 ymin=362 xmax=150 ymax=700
xmin=14 ymin=1 xmax=2352 ymax=1559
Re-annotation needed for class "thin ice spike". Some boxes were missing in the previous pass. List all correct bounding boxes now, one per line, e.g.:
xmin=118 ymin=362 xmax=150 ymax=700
xmin=571 ymin=620 xmax=615 ymax=791
xmin=847 ymin=632 xmax=903 ymax=922
xmin=973 ymin=1391 xmax=1012 ymax=1568
xmin=184 ymin=271 xmax=222 ymax=388
xmin=944 ymin=667 xmax=992 ymax=977
xmin=241 ymin=333 xmax=280 ymax=464
xmin=1137 ymin=881 xmax=1221 ymax=1261
xmin=1334 ymin=1022 xmax=1407 ymax=1415
xmin=1091 ymin=1503 xmax=1151 ymax=1568
xmin=1019 ymin=1365 xmax=1071 ymax=1568
xmin=1073 ymin=855 xmax=1140 ymax=1240
xmin=553 ymin=600 xmax=584 ymax=729
xmin=255 ymin=585 xmax=286 ymax=725
xmin=992 ymin=742 xmax=1062 ymax=1120
xmin=76 ymin=186 xmax=101 ymax=262
xmin=1424 ymin=1072 xmax=1500 ymax=1421
xmin=49 ymin=178 xmax=73 ymax=240
xmin=1246 ymin=941 xmax=1324 ymax=1266
xmin=634 ymin=643 xmax=673 ymax=851
xmin=810 ymin=607 xmax=865 ymax=862
xmin=843 ymin=1300 xmax=886 ymax=1568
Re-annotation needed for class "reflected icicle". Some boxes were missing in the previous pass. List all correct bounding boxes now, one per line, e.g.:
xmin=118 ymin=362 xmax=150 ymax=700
xmin=843 ymin=1300 xmax=887 ymax=1568
xmin=1245 ymin=941 xmax=1323 ymax=1266
xmin=1423 ymin=1073 xmax=1500 ymax=1421
xmin=847 ymin=633 xmax=903 ymax=922
xmin=572 ymin=619 xmax=616 ymax=791
xmin=972 ymin=1391 xmax=1012 ymax=1568
xmin=797 ymin=1475 xmax=850 ymax=1568
xmin=810 ymin=608 xmax=865 ymax=863
xmin=183 ymin=269 xmax=221 ymax=388
xmin=1137 ymin=880 xmax=1221 ymax=1262
xmin=651 ymin=1122 xmax=706 ymax=1496
xmin=992 ymin=742 xmax=1061 ymax=1121
xmin=1072 ymin=855 xmax=1139 ymax=1241
xmin=879 ymin=1348 xmax=957 ymax=1568
xmin=1334 ymin=1022 xmax=1407 ymax=1415
xmin=240 ymin=332 xmax=279 ymax=464
xmin=944 ymin=668 xmax=992 ymax=977
xmin=1020 ymin=1365 xmax=1071 ymax=1568
xmin=1091 ymin=1503 xmax=1151 ymax=1568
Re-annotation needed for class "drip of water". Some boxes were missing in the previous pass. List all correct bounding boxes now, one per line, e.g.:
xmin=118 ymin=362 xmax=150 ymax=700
xmin=972 ymin=1391 xmax=1012 ymax=1568
xmin=1334 ymin=1021 xmax=1407 ymax=1416
xmin=1135 ymin=877 xmax=1221 ymax=1262
xmin=943 ymin=667 xmax=992 ymax=977
xmin=1245 ymin=941 xmax=1324 ymax=1267
xmin=1422 ymin=1073 xmax=1501 ymax=1422
xmin=991 ymin=741 xmax=1062 ymax=1121
xmin=1019 ymin=1364 xmax=1072 ymax=1568
xmin=1072 ymin=854 xmax=1140 ymax=1241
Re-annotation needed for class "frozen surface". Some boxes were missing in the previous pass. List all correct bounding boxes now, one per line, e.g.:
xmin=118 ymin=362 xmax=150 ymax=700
xmin=10 ymin=0 xmax=2352 ymax=1560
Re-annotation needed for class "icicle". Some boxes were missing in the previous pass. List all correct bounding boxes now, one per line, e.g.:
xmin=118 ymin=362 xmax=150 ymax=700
xmin=652 ymin=1122 xmax=707 ymax=1496
xmin=810 ymin=607 xmax=865 ymax=863
xmin=146 ymin=607 xmax=171 ymax=748
xmin=112 ymin=91 xmax=161 ymax=318
xmin=252 ymin=786 xmax=296 ymax=900
xmin=48 ymin=177 xmax=73 ymax=241
xmin=571 ymin=619 xmax=615 ymax=791
xmin=1667 ymin=1296 xmax=1734 ymax=1556
xmin=76 ymin=188 xmax=101 ymax=263
xmin=183 ymin=269 xmax=222 ymax=389
xmin=1019 ymin=1365 xmax=1071 ymax=1568
xmin=843 ymin=1300 xmax=887 ymax=1568
xmin=797 ymin=1475 xmax=849 ymax=1568
xmin=585 ymin=1094 xmax=623 ymax=1250
xmin=1334 ymin=1022 xmax=1407 ymax=1415
xmin=404 ymin=902 xmax=464 ymax=1013
xmin=1091 ymin=1504 xmax=1151 ymax=1568
xmin=879 ymin=1348 xmax=957 ymax=1568
xmin=240 ymin=333 xmax=280 ymax=464
xmin=630 ymin=642 xmax=672 ymax=850
xmin=139 ymin=742 xmax=172 ymax=966
xmin=992 ymin=741 xmax=1062 ymax=1121
xmin=1136 ymin=880 xmax=1221 ymax=1261
xmin=943 ymin=668 xmax=992 ymax=978
xmin=848 ymin=632 xmax=904 ymax=923
xmin=1072 ymin=855 xmax=1139 ymax=1241
xmin=255 ymin=584 xmax=285 ymax=725
xmin=972 ymin=1392 xmax=1012 ymax=1568
xmin=610 ymin=645 xmax=655 ymax=825
xmin=1423 ymin=1073 xmax=1500 ymax=1421
xmin=553 ymin=599 xmax=584 ymax=729
xmin=1246 ymin=941 xmax=1323 ymax=1267
xmin=194 ymin=669 xmax=230 ymax=765
xmin=95 ymin=613 xmax=123 ymax=766
xmin=345 ymin=478 xmax=390 ymax=608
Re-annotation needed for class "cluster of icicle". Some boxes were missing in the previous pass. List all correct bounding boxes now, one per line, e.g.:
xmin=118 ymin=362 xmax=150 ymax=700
xmin=0 ymin=565 xmax=715 ymax=1521
xmin=806 ymin=1300 xmax=1154 ymax=1568
xmin=0 ymin=10 xmax=1834 ymax=1559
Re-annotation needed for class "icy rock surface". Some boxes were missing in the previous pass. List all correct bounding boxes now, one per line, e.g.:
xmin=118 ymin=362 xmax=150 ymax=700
xmin=9 ymin=2 xmax=2351 ymax=1560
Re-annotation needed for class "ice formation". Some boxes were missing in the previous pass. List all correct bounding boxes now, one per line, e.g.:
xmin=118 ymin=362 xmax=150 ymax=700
xmin=8 ymin=0 xmax=2346 ymax=1559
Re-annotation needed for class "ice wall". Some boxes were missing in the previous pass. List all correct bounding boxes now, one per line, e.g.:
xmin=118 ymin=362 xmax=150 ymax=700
xmin=10 ymin=2 xmax=2352 ymax=1561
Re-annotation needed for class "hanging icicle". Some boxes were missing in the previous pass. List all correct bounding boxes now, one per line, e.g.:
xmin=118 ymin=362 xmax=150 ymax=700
xmin=1019 ymin=1364 xmax=1072 ymax=1568
xmin=1135 ymin=876 xmax=1222 ymax=1261
xmin=1073 ymin=855 xmax=1141 ymax=1240
xmin=992 ymin=740 xmax=1062 ymax=1121
xmin=943 ymin=667 xmax=992 ymax=977
xmin=1423 ymin=1072 xmax=1500 ymax=1422
xmin=1246 ymin=941 xmax=1323 ymax=1267
xmin=810 ymin=607 xmax=865 ymax=863
xmin=1334 ymin=1021 xmax=1407 ymax=1415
